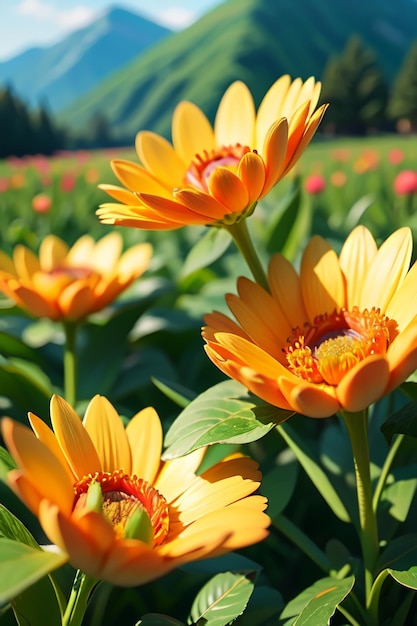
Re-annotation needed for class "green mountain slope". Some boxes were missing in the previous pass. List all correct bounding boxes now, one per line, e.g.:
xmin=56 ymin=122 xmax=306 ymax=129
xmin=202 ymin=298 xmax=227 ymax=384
xmin=61 ymin=0 xmax=417 ymax=141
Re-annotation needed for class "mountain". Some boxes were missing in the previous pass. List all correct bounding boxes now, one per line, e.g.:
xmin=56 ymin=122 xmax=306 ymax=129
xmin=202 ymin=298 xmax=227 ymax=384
xmin=0 ymin=6 xmax=172 ymax=112
xmin=59 ymin=0 xmax=417 ymax=143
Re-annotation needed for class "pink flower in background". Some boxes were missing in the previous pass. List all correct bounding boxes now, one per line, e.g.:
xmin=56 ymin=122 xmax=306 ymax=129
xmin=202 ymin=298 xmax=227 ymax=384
xmin=330 ymin=171 xmax=347 ymax=187
xmin=60 ymin=173 xmax=77 ymax=193
xmin=32 ymin=193 xmax=52 ymax=213
xmin=0 ymin=178 xmax=9 ymax=193
xmin=305 ymin=174 xmax=326 ymax=195
xmin=393 ymin=170 xmax=417 ymax=196
xmin=388 ymin=149 xmax=405 ymax=166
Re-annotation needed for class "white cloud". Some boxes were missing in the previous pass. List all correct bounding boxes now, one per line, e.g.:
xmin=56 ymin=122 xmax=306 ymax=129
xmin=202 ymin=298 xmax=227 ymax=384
xmin=154 ymin=7 xmax=196 ymax=30
xmin=17 ymin=0 xmax=95 ymax=31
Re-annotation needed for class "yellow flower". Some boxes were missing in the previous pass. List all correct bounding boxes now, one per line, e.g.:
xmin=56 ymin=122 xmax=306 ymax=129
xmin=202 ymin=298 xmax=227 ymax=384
xmin=0 ymin=233 xmax=152 ymax=322
xmin=97 ymin=75 xmax=327 ymax=230
xmin=1 ymin=395 xmax=269 ymax=587
xmin=203 ymin=226 xmax=417 ymax=418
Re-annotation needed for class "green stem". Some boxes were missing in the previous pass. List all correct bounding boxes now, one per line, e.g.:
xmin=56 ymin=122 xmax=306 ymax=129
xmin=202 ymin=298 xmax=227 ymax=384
xmin=372 ymin=434 xmax=404 ymax=513
xmin=63 ymin=321 xmax=78 ymax=408
xmin=341 ymin=410 xmax=379 ymax=616
xmin=224 ymin=218 xmax=269 ymax=290
xmin=62 ymin=570 xmax=98 ymax=626
xmin=272 ymin=513 xmax=331 ymax=573
xmin=367 ymin=568 xmax=389 ymax=621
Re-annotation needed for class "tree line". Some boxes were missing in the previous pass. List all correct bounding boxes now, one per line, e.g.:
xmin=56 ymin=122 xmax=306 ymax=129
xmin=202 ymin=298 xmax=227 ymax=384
xmin=0 ymin=34 xmax=416 ymax=159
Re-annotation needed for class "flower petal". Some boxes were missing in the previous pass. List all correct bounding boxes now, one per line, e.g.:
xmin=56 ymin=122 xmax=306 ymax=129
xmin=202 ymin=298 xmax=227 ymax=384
xmin=237 ymin=151 xmax=266 ymax=204
xmin=386 ymin=260 xmax=417 ymax=330
xmin=173 ymin=188 xmax=230 ymax=220
xmin=89 ymin=233 xmax=123 ymax=275
xmin=172 ymin=101 xmax=216 ymax=163
xmin=136 ymin=131 xmax=186 ymax=188
xmin=39 ymin=236 xmax=68 ymax=272
xmin=214 ymin=81 xmax=255 ymax=147
xmin=278 ymin=377 xmax=340 ymax=418
xmin=255 ymin=74 xmax=292 ymax=148
xmin=268 ymin=253 xmax=309 ymax=330
xmin=336 ymin=355 xmax=390 ymax=413
xmin=386 ymin=318 xmax=417 ymax=393
xmin=13 ymin=245 xmax=40 ymax=280
xmin=110 ymin=160 xmax=170 ymax=196
xmin=155 ymin=448 xmax=206 ymax=504
xmin=261 ymin=118 xmax=288 ymax=194
xmin=207 ymin=167 xmax=249 ymax=214
xmin=125 ymin=407 xmax=162 ymax=483
xmin=339 ymin=226 xmax=377 ymax=308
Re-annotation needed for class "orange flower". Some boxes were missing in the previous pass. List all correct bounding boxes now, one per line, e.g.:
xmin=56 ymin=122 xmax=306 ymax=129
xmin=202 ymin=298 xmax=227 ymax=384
xmin=203 ymin=226 xmax=417 ymax=418
xmin=1 ymin=395 xmax=269 ymax=586
xmin=97 ymin=75 xmax=327 ymax=230
xmin=0 ymin=233 xmax=152 ymax=321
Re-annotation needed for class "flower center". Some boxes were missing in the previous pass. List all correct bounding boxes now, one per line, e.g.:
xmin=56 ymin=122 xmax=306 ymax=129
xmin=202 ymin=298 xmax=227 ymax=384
xmin=73 ymin=470 xmax=169 ymax=545
xmin=49 ymin=266 xmax=94 ymax=280
xmin=185 ymin=144 xmax=250 ymax=191
xmin=285 ymin=307 xmax=398 ymax=385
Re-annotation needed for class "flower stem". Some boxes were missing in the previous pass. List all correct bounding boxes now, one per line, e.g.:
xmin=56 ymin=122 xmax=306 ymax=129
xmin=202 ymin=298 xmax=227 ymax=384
xmin=63 ymin=321 xmax=78 ymax=408
xmin=341 ymin=409 xmax=379 ymax=617
xmin=62 ymin=570 xmax=97 ymax=626
xmin=224 ymin=218 xmax=269 ymax=290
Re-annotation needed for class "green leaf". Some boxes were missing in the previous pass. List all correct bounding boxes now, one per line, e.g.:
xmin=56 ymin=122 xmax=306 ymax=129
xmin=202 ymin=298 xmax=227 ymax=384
xmin=276 ymin=423 xmax=350 ymax=523
xmin=261 ymin=457 xmax=298 ymax=519
xmin=136 ymin=615 xmax=184 ymax=626
xmin=265 ymin=178 xmax=310 ymax=260
xmin=180 ymin=227 xmax=232 ymax=279
xmin=377 ymin=534 xmax=417 ymax=572
xmin=152 ymin=377 xmax=197 ymax=409
xmin=0 ymin=446 xmax=17 ymax=479
xmin=111 ymin=348 xmax=178 ymax=399
xmin=189 ymin=572 xmax=254 ymax=626
xmin=381 ymin=400 xmax=417 ymax=443
xmin=0 ymin=537 xmax=67 ymax=605
xmin=0 ymin=360 xmax=51 ymax=416
xmin=381 ymin=464 xmax=417 ymax=522
xmin=238 ymin=585 xmax=284 ymax=626
xmin=0 ymin=504 xmax=39 ymax=548
xmin=0 ymin=330 xmax=44 ymax=363
xmin=388 ymin=566 xmax=417 ymax=590
xmin=163 ymin=380 xmax=291 ymax=459
xmin=279 ymin=576 xmax=355 ymax=626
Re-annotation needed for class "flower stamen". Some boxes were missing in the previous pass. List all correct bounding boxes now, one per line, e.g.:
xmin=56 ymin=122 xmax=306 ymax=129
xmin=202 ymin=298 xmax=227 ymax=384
xmin=185 ymin=144 xmax=250 ymax=191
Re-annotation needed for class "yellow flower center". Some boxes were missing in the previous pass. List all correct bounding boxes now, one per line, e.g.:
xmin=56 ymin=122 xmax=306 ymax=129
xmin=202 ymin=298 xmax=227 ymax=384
xmin=73 ymin=470 xmax=169 ymax=545
xmin=285 ymin=307 xmax=398 ymax=385
xmin=185 ymin=144 xmax=250 ymax=191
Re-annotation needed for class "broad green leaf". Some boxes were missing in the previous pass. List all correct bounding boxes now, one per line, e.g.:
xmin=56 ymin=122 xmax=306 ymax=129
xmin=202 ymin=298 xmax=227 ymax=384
xmin=276 ymin=423 xmax=350 ymax=522
xmin=0 ymin=361 xmax=51 ymax=416
xmin=163 ymin=380 xmax=291 ymax=459
xmin=260 ymin=457 xmax=298 ymax=519
xmin=381 ymin=464 xmax=417 ymax=522
xmin=381 ymin=400 xmax=417 ymax=443
xmin=0 ymin=538 xmax=67 ymax=604
xmin=0 ymin=504 xmax=39 ymax=548
xmin=377 ymin=534 xmax=417 ymax=572
xmin=180 ymin=227 xmax=232 ymax=279
xmin=0 ymin=330 xmax=44 ymax=363
xmin=181 ymin=553 xmax=263 ymax=577
xmin=0 ymin=447 xmax=17 ymax=479
xmin=110 ymin=348 xmax=178 ymax=400
xmin=189 ymin=572 xmax=254 ymax=626
xmin=279 ymin=576 xmax=355 ymax=626
xmin=136 ymin=615 xmax=184 ymax=626
xmin=389 ymin=566 xmax=417 ymax=590
xmin=238 ymin=585 xmax=284 ymax=626
xmin=10 ymin=575 xmax=63 ymax=626
xmin=152 ymin=377 xmax=197 ymax=409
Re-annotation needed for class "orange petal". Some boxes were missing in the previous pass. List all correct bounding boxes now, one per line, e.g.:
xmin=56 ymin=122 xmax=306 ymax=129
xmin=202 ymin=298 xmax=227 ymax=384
xmin=203 ymin=310 xmax=250 ymax=340
xmin=1 ymin=419 xmax=74 ymax=514
xmin=83 ymin=395 xmax=131 ymax=474
xmin=139 ymin=193 xmax=211 ymax=224
xmin=125 ymin=407 xmax=162 ymax=483
xmin=237 ymin=152 xmax=266 ymax=204
xmin=110 ymin=159 xmax=170 ymax=195
xmin=13 ymin=245 xmax=40 ymax=280
xmin=336 ymin=355 xmax=390 ymax=413
xmin=281 ymin=104 xmax=328 ymax=177
xmin=386 ymin=261 xmax=417 ymax=330
xmin=59 ymin=283 xmax=96 ymax=321
xmin=278 ymin=377 xmax=340 ymax=418
xmin=255 ymin=74 xmax=292 ymax=147
xmin=7 ymin=470 xmax=46 ymax=515
xmin=173 ymin=188 xmax=230 ymax=220
xmin=207 ymin=167 xmax=249 ymax=214
xmin=97 ymin=202 xmax=184 ymax=229
xmin=261 ymin=118 xmax=288 ymax=195
xmin=172 ymin=101 xmax=216 ymax=164
xmin=50 ymin=395 xmax=101 ymax=479
xmin=98 ymin=183 xmax=141 ymax=205
xmin=100 ymin=539 xmax=173 ymax=587
xmin=0 ymin=250 xmax=16 ymax=274
xmin=386 ymin=319 xmax=417 ymax=393
xmin=213 ymin=332 xmax=285 ymax=379
xmin=268 ymin=253 xmax=308 ymax=329
xmin=11 ymin=284 xmax=59 ymax=319
xmin=29 ymin=413 xmax=75 ymax=483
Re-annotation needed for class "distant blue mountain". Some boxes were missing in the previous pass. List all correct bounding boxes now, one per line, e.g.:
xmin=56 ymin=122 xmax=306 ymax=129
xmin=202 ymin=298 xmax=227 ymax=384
xmin=0 ymin=6 xmax=172 ymax=112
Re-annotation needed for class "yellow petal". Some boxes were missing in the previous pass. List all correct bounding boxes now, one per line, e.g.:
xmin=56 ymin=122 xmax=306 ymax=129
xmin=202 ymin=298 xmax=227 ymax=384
xmin=0 ymin=250 xmax=16 ymax=274
xmin=98 ymin=183 xmax=141 ymax=205
xmin=83 ymin=395 xmax=132 ymax=474
xmin=339 ymin=226 xmax=377 ymax=308
xmin=155 ymin=448 xmax=206 ymax=503
xmin=117 ymin=242 xmax=153 ymax=281
xmin=213 ymin=333 xmax=284 ymax=379
xmin=97 ymin=202 xmax=184 ymax=230
xmin=279 ymin=77 xmax=304 ymax=119
xmin=110 ymin=160 xmax=170 ymax=196
xmin=281 ymin=104 xmax=328 ymax=177
xmin=386 ymin=319 xmax=417 ymax=393
xmin=386 ymin=260 xmax=417 ymax=330
xmin=29 ymin=412 xmax=75 ymax=482
xmin=300 ymin=236 xmax=346 ymax=321
xmin=172 ymin=101 xmax=216 ymax=164
xmin=136 ymin=131 xmax=185 ymax=188
xmin=359 ymin=227 xmax=412 ymax=313
xmin=50 ymin=395 xmax=101 ymax=478
xmin=214 ymin=81 xmax=255 ymax=147
xmin=90 ymin=232 xmax=123 ymax=275
xmin=1 ymin=418 xmax=74 ymax=514
xmin=255 ymin=74 xmax=292 ymax=148
xmin=65 ymin=235 xmax=94 ymax=266
xmin=207 ymin=167 xmax=249 ymax=214
xmin=125 ymin=407 xmax=162 ymax=483
xmin=13 ymin=245 xmax=40 ymax=280
xmin=38 ymin=236 xmax=68 ymax=272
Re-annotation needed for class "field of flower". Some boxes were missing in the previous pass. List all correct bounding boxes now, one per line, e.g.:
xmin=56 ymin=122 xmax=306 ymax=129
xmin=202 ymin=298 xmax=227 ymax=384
xmin=1 ymin=119 xmax=417 ymax=626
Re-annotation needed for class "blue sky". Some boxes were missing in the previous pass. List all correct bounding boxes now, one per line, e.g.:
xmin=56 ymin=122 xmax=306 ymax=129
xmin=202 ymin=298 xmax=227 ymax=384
xmin=0 ymin=0 xmax=224 ymax=61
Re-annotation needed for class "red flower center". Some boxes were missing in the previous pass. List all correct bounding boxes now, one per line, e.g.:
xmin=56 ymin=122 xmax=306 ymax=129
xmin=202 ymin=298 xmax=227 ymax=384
xmin=49 ymin=266 xmax=94 ymax=280
xmin=284 ymin=307 xmax=398 ymax=385
xmin=184 ymin=144 xmax=250 ymax=191
xmin=73 ymin=470 xmax=169 ymax=545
